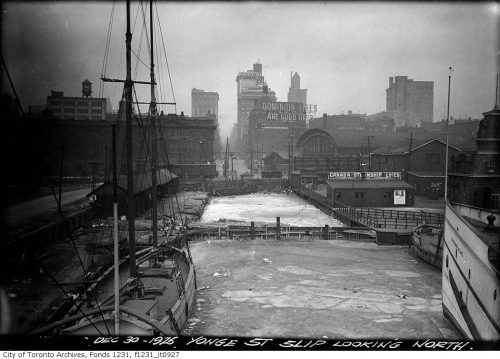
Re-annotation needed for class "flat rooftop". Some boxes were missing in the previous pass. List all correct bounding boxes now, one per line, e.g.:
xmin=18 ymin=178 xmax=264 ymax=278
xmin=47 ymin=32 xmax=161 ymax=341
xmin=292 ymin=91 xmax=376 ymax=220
xmin=185 ymin=239 xmax=459 ymax=339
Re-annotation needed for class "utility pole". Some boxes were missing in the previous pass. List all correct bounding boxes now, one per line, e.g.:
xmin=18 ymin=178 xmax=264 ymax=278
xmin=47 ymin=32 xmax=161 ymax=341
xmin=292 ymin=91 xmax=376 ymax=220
xmin=444 ymin=67 xmax=453 ymax=202
xmin=231 ymin=153 xmax=235 ymax=181
xmin=288 ymin=139 xmax=291 ymax=185
xmin=57 ymin=142 xmax=64 ymax=215
xmin=250 ymin=135 xmax=253 ymax=173
xmin=406 ymin=132 xmax=413 ymax=181
xmin=224 ymin=137 xmax=229 ymax=179
xmin=361 ymin=135 xmax=374 ymax=171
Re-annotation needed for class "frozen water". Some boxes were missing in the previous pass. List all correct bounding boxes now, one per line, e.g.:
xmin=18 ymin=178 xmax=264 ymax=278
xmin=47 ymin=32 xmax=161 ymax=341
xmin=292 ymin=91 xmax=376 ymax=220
xmin=199 ymin=193 xmax=344 ymax=227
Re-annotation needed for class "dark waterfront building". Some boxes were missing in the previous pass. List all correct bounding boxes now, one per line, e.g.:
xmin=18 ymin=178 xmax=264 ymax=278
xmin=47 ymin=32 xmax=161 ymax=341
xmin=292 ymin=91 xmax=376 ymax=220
xmin=371 ymin=139 xmax=461 ymax=198
xmin=448 ymin=105 xmax=500 ymax=209
xmin=46 ymin=81 xmax=112 ymax=121
xmin=325 ymin=172 xmax=415 ymax=207
xmin=20 ymin=111 xmax=216 ymax=185
xmin=263 ymin=151 xmax=289 ymax=174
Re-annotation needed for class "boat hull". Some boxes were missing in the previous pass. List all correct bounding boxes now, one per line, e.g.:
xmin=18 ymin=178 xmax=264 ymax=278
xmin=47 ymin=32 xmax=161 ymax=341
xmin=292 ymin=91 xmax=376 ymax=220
xmin=442 ymin=203 xmax=500 ymax=340
xmin=32 ymin=242 xmax=196 ymax=336
xmin=410 ymin=224 xmax=443 ymax=269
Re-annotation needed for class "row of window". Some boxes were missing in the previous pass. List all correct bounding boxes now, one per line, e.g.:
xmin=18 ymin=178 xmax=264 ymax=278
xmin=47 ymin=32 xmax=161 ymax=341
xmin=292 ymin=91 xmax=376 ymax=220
xmin=334 ymin=191 xmax=394 ymax=200
xmin=49 ymin=100 xmax=104 ymax=107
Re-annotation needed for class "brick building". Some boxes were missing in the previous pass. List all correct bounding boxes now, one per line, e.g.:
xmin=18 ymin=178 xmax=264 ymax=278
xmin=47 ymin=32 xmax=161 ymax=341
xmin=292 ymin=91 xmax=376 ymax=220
xmin=371 ymin=139 xmax=461 ymax=198
xmin=46 ymin=80 xmax=112 ymax=121
xmin=448 ymin=105 xmax=500 ymax=209
xmin=33 ymin=111 xmax=216 ymax=182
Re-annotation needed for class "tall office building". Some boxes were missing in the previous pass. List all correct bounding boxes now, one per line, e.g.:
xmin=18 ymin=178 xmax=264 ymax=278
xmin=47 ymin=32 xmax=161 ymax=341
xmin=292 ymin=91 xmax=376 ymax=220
xmin=287 ymin=72 xmax=307 ymax=106
xmin=386 ymin=76 xmax=433 ymax=127
xmin=191 ymin=88 xmax=219 ymax=118
xmin=236 ymin=62 xmax=276 ymax=142
xmin=191 ymin=88 xmax=221 ymax=155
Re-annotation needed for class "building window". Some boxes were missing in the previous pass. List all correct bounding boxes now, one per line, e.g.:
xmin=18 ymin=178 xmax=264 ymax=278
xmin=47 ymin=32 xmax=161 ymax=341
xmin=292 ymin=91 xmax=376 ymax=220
xmin=355 ymin=192 xmax=364 ymax=199
xmin=425 ymin=154 xmax=440 ymax=164
xmin=488 ymin=162 xmax=495 ymax=173
xmin=336 ymin=192 xmax=342 ymax=200
xmin=491 ymin=193 xmax=500 ymax=210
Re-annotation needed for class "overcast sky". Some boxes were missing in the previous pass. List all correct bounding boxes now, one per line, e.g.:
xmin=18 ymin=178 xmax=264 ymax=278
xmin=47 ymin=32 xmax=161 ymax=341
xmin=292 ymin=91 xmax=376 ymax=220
xmin=1 ymin=1 xmax=499 ymax=139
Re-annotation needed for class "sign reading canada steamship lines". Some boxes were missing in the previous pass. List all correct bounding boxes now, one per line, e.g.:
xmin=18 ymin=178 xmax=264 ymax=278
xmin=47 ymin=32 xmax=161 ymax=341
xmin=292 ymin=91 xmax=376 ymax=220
xmin=328 ymin=171 xmax=402 ymax=180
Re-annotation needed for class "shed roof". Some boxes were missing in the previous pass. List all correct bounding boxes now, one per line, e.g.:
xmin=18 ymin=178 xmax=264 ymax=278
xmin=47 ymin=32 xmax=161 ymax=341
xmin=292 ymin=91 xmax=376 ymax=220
xmin=88 ymin=168 xmax=177 ymax=197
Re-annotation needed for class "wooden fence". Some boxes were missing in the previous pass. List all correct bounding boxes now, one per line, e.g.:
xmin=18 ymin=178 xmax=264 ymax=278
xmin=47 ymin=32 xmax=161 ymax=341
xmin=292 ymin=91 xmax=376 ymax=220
xmin=187 ymin=224 xmax=375 ymax=242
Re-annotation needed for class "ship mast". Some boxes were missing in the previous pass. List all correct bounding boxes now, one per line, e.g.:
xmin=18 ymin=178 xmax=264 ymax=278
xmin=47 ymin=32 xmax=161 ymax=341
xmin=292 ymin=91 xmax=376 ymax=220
xmin=125 ymin=0 xmax=137 ymax=278
xmin=150 ymin=0 xmax=158 ymax=249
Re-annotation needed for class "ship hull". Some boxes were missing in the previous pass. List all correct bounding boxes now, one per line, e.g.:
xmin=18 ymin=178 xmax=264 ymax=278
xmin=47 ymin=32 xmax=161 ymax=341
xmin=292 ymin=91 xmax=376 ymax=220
xmin=32 ymin=240 xmax=196 ymax=336
xmin=410 ymin=224 xmax=443 ymax=269
xmin=442 ymin=202 xmax=500 ymax=340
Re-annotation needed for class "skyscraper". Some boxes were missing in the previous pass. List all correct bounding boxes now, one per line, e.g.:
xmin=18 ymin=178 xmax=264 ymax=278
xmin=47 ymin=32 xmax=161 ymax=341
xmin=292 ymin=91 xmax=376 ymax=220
xmin=386 ymin=76 xmax=433 ymax=127
xmin=191 ymin=88 xmax=219 ymax=118
xmin=191 ymin=88 xmax=221 ymax=156
xmin=287 ymin=72 xmax=307 ymax=106
xmin=236 ymin=62 xmax=276 ymax=143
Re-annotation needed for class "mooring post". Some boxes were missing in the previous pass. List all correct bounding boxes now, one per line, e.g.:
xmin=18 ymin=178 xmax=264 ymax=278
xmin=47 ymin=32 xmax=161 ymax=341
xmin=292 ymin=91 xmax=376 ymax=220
xmin=250 ymin=221 xmax=255 ymax=240
xmin=276 ymin=217 xmax=281 ymax=241
xmin=324 ymin=225 xmax=329 ymax=240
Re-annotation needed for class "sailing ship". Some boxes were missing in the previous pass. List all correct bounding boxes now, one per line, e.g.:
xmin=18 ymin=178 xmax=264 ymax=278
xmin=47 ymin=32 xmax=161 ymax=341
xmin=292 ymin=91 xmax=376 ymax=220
xmin=32 ymin=0 xmax=196 ymax=335
xmin=441 ymin=76 xmax=500 ymax=340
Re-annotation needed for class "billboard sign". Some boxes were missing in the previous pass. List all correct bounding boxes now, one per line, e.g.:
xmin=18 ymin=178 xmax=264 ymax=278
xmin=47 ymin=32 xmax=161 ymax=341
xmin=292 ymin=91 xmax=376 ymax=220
xmin=327 ymin=172 xmax=401 ymax=180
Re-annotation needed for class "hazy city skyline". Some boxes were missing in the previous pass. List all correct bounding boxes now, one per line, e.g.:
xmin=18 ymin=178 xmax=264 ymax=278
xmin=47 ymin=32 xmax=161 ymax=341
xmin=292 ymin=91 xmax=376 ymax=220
xmin=1 ymin=1 xmax=499 ymax=139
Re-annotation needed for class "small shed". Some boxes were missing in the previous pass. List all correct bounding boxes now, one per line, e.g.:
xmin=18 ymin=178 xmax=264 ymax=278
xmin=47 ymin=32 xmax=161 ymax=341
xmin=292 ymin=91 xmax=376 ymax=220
xmin=87 ymin=168 xmax=178 ymax=217
xmin=263 ymin=151 xmax=289 ymax=173
xmin=326 ymin=174 xmax=415 ymax=207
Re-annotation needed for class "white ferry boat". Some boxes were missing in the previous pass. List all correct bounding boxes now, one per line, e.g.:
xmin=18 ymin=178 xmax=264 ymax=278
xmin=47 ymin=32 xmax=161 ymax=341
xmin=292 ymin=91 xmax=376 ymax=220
xmin=442 ymin=99 xmax=499 ymax=340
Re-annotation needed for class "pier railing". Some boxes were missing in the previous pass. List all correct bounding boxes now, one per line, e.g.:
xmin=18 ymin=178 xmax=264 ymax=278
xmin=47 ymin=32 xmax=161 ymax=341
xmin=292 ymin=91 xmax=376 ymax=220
xmin=187 ymin=225 xmax=375 ymax=242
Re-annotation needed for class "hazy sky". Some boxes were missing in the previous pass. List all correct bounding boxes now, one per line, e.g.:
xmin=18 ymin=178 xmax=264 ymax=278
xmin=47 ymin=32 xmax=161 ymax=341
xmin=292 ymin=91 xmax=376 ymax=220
xmin=2 ymin=1 xmax=499 ymax=139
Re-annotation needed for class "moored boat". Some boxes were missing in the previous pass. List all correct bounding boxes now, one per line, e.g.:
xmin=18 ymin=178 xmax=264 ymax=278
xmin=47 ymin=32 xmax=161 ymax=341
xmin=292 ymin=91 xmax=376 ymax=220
xmin=410 ymin=223 xmax=443 ymax=268
xmin=441 ymin=75 xmax=500 ymax=341
xmin=32 ymin=0 xmax=196 ymax=336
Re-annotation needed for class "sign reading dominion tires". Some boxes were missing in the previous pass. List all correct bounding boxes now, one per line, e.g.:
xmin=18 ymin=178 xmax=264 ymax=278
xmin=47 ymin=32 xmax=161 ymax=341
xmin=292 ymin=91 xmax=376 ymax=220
xmin=262 ymin=101 xmax=309 ymax=123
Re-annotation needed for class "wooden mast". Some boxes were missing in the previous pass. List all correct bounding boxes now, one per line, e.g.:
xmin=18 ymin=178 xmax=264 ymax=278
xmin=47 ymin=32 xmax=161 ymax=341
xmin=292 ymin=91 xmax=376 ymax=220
xmin=112 ymin=124 xmax=120 ymax=335
xmin=125 ymin=0 xmax=137 ymax=278
xmin=150 ymin=0 xmax=158 ymax=249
